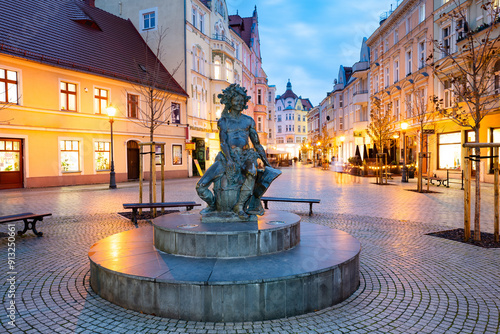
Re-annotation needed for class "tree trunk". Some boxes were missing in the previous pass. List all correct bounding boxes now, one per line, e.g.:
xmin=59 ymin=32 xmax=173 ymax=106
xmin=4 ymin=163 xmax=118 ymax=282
xmin=473 ymin=145 xmax=481 ymax=241
xmin=149 ymin=128 xmax=154 ymax=204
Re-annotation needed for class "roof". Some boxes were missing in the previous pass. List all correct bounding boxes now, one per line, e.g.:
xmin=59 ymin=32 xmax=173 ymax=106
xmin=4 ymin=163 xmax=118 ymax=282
xmin=229 ymin=14 xmax=253 ymax=48
xmin=280 ymin=89 xmax=298 ymax=100
xmin=301 ymin=98 xmax=313 ymax=110
xmin=0 ymin=0 xmax=187 ymax=97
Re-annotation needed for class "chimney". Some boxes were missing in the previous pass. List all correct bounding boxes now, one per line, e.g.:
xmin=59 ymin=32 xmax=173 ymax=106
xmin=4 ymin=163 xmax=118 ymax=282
xmin=84 ymin=0 xmax=95 ymax=7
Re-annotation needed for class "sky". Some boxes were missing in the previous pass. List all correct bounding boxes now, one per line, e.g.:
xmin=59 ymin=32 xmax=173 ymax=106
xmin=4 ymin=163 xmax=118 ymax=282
xmin=226 ymin=0 xmax=399 ymax=106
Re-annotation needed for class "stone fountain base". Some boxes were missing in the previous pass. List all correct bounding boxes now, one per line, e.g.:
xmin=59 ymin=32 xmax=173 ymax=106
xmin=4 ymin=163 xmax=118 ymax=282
xmin=89 ymin=210 xmax=360 ymax=322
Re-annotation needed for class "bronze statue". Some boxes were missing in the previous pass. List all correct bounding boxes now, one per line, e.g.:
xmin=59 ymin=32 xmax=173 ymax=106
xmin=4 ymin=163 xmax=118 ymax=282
xmin=196 ymin=84 xmax=281 ymax=221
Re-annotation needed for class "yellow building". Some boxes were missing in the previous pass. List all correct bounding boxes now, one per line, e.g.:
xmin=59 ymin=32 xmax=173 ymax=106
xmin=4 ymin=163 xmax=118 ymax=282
xmin=0 ymin=0 xmax=188 ymax=189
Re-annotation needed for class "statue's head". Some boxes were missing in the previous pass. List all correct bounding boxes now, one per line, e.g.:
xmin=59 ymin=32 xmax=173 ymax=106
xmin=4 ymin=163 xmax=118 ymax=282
xmin=218 ymin=84 xmax=251 ymax=115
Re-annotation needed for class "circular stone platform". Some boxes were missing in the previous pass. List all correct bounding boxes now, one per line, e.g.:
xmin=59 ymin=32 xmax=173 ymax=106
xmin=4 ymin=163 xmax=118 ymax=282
xmin=153 ymin=210 xmax=300 ymax=257
xmin=89 ymin=211 xmax=361 ymax=322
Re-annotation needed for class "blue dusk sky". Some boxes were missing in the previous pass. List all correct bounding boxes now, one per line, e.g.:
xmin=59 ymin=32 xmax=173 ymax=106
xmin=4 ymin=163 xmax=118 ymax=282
xmin=226 ymin=0 xmax=398 ymax=106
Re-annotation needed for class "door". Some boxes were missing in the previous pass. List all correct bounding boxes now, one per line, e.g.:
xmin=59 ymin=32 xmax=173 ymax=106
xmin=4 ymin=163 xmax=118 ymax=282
xmin=127 ymin=141 xmax=139 ymax=180
xmin=0 ymin=138 xmax=23 ymax=189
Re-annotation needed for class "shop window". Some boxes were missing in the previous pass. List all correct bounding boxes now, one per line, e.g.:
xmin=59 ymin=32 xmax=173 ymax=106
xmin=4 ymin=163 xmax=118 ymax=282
xmin=0 ymin=139 xmax=20 ymax=171
xmin=60 ymin=82 xmax=77 ymax=111
xmin=438 ymin=132 xmax=461 ymax=169
xmin=60 ymin=140 xmax=80 ymax=172
xmin=0 ymin=69 xmax=18 ymax=104
xmin=94 ymin=88 xmax=108 ymax=114
xmin=95 ymin=141 xmax=110 ymax=171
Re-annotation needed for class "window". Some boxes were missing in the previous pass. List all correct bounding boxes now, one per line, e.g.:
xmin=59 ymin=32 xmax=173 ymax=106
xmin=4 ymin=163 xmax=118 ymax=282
xmin=277 ymin=115 xmax=282 ymax=122
xmin=394 ymin=29 xmax=399 ymax=44
xmin=199 ymin=14 xmax=204 ymax=34
xmin=172 ymin=145 xmax=182 ymax=165
xmin=442 ymin=26 xmax=451 ymax=56
xmin=438 ymin=132 xmax=462 ymax=169
xmin=394 ymin=60 xmax=399 ymax=83
xmin=495 ymin=60 xmax=500 ymax=94
xmin=406 ymin=17 xmax=411 ymax=34
xmin=418 ymin=41 xmax=426 ymax=69
xmin=374 ymin=75 xmax=379 ymax=93
xmin=385 ymin=66 xmax=390 ymax=88
xmin=444 ymin=80 xmax=453 ymax=108
xmin=490 ymin=128 xmax=500 ymax=173
xmin=339 ymin=95 xmax=343 ymax=107
xmin=60 ymin=140 xmax=80 ymax=172
xmin=0 ymin=69 xmax=18 ymax=104
xmin=268 ymin=91 xmax=272 ymax=102
xmin=276 ymin=137 xmax=284 ymax=144
xmin=268 ymin=129 xmax=272 ymax=139
xmin=94 ymin=88 xmax=108 ymax=114
xmin=406 ymin=51 xmax=412 ymax=75
xmin=257 ymin=116 xmax=263 ymax=132
xmin=192 ymin=8 xmax=197 ymax=28
xmin=419 ymin=4 xmax=425 ymax=23
xmin=95 ymin=141 xmax=110 ymax=171
xmin=214 ymin=58 xmax=221 ymax=79
xmin=143 ymin=11 xmax=156 ymax=30
xmin=257 ymin=89 xmax=262 ymax=105
xmin=339 ymin=116 xmax=343 ymax=130
xmin=277 ymin=125 xmax=282 ymax=133
xmin=395 ymin=99 xmax=400 ymax=121
xmin=171 ymin=102 xmax=181 ymax=124
xmin=287 ymin=137 xmax=294 ymax=143
xmin=128 ymin=94 xmax=138 ymax=118
xmin=0 ymin=139 xmax=21 ymax=172
xmin=60 ymin=82 xmax=77 ymax=111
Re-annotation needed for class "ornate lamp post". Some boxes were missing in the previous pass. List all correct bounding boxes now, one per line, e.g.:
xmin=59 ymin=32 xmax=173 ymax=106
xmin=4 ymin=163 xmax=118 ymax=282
xmin=106 ymin=106 xmax=117 ymax=189
xmin=401 ymin=122 xmax=408 ymax=183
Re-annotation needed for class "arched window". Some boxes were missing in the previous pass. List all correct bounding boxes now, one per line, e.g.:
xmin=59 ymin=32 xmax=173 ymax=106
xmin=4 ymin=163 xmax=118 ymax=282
xmin=214 ymin=58 xmax=221 ymax=79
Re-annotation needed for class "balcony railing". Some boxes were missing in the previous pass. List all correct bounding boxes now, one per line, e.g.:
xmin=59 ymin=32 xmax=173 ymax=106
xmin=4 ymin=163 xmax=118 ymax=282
xmin=212 ymin=34 xmax=234 ymax=48
xmin=353 ymin=90 xmax=368 ymax=96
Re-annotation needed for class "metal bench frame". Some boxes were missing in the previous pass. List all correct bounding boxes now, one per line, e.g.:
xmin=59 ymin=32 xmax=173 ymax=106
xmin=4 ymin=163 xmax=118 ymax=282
xmin=0 ymin=212 xmax=52 ymax=236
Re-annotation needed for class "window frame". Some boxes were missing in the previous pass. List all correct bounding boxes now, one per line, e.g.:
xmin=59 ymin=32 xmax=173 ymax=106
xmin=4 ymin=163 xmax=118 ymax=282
xmin=0 ymin=68 xmax=19 ymax=104
xmin=60 ymin=81 xmax=78 ymax=112
xmin=93 ymin=87 xmax=109 ymax=114
xmin=94 ymin=140 xmax=111 ymax=171
xmin=139 ymin=7 xmax=158 ymax=32
xmin=59 ymin=138 xmax=82 ymax=173
xmin=127 ymin=93 xmax=139 ymax=118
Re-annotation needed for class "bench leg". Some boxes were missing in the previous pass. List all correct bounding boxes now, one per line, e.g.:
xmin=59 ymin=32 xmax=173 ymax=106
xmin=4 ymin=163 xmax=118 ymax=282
xmin=187 ymin=206 xmax=193 ymax=211
xmin=18 ymin=218 xmax=43 ymax=237
xmin=309 ymin=203 xmax=313 ymax=216
xmin=263 ymin=200 xmax=269 ymax=210
xmin=132 ymin=209 xmax=137 ymax=223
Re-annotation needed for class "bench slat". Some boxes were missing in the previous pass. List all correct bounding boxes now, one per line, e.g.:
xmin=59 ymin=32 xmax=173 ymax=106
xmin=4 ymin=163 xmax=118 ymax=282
xmin=261 ymin=197 xmax=320 ymax=203
xmin=0 ymin=213 xmax=51 ymax=224
xmin=123 ymin=202 xmax=200 ymax=209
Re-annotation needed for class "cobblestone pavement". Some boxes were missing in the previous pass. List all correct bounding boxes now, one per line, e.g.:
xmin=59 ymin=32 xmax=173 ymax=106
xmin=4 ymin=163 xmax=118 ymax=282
xmin=1 ymin=163 xmax=499 ymax=333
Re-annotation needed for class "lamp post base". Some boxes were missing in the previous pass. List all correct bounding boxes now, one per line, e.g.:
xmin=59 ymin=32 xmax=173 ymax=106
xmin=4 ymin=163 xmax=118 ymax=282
xmin=401 ymin=166 xmax=408 ymax=183
xmin=109 ymin=170 xmax=117 ymax=189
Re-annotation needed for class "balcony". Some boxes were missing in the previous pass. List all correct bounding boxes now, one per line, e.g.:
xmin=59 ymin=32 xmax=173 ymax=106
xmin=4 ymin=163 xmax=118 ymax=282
xmin=352 ymin=61 xmax=369 ymax=78
xmin=352 ymin=90 xmax=368 ymax=106
xmin=212 ymin=34 xmax=234 ymax=48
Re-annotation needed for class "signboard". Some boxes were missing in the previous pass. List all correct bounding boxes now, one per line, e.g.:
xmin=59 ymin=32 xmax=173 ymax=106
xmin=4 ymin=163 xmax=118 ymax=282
xmin=193 ymin=159 xmax=203 ymax=176
xmin=423 ymin=129 xmax=435 ymax=134
xmin=186 ymin=142 xmax=196 ymax=150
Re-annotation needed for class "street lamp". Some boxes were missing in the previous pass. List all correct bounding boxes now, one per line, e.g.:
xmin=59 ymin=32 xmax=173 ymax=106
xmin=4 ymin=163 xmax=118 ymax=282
xmin=401 ymin=122 xmax=408 ymax=183
xmin=106 ymin=106 xmax=117 ymax=189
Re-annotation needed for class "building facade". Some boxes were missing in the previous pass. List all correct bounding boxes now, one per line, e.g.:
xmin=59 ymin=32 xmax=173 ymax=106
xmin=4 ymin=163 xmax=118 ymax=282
xmin=96 ymin=0 xmax=272 ymax=176
xmin=0 ymin=0 xmax=188 ymax=189
xmin=275 ymin=80 xmax=312 ymax=159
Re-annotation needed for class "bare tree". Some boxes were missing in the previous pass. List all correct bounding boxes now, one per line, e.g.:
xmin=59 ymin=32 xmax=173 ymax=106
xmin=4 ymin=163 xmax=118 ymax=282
xmin=367 ymin=97 xmax=395 ymax=157
xmin=130 ymin=28 xmax=183 ymax=203
xmin=429 ymin=0 xmax=500 ymax=241
xmin=405 ymin=87 xmax=437 ymax=192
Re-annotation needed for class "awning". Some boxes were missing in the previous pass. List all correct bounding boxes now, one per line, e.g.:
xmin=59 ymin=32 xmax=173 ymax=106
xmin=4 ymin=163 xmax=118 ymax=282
xmin=266 ymin=148 xmax=288 ymax=155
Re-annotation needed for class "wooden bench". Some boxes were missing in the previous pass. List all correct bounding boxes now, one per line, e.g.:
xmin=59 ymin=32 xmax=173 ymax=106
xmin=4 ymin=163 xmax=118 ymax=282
xmin=424 ymin=173 xmax=447 ymax=187
xmin=446 ymin=169 xmax=464 ymax=190
xmin=261 ymin=197 xmax=321 ymax=216
xmin=0 ymin=212 xmax=52 ymax=236
xmin=123 ymin=202 xmax=201 ymax=223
